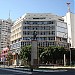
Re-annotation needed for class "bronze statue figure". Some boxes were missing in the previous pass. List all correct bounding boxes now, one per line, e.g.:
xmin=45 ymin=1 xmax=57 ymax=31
xmin=33 ymin=31 xmax=37 ymax=40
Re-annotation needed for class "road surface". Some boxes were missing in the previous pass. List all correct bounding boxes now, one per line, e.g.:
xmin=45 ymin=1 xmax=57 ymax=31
xmin=0 ymin=68 xmax=75 ymax=75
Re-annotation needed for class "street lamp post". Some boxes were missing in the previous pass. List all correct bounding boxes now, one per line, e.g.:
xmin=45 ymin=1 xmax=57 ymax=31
xmin=64 ymin=54 xmax=66 ymax=66
xmin=3 ymin=56 xmax=6 ymax=68
xmin=69 ymin=39 xmax=71 ymax=66
xmin=62 ymin=33 xmax=67 ymax=66
xmin=16 ymin=50 xmax=19 ymax=66
xmin=70 ymin=48 xmax=71 ymax=66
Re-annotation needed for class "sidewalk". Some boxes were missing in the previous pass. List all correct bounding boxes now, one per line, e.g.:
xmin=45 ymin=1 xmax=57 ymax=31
xmin=0 ymin=65 xmax=16 ymax=68
xmin=1 ymin=65 xmax=75 ymax=69
xmin=0 ymin=65 xmax=75 ymax=73
xmin=0 ymin=65 xmax=68 ymax=73
xmin=39 ymin=66 xmax=75 ymax=69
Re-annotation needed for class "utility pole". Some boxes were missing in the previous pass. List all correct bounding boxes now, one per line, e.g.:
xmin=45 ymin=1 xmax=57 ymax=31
xmin=69 ymin=39 xmax=71 ymax=66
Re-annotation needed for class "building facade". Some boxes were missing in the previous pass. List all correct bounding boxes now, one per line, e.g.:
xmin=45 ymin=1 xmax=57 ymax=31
xmin=0 ymin=47 xmax=9 ymax=62
xmin=63 ymin=12 xmax=75 ymax=48
xmin=10 ymin=13 xmax=68 ymax=65
xmin=0 ymin=19 xmax=13 ymax=51
xmin=10 ymin=13 xmax=68 ymax=54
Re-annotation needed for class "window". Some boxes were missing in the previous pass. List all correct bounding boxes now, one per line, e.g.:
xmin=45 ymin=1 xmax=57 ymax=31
xmin=48 ymin=21 xmax=55 ymax=24
xmin=38 ymin=22 xmax=43 ymax=25
xmin=21 ymin=42 xmax=25 ymax=46
xmin=41 ymin=32 xmax=42 ymax=35
xmin=44 ymin=26 xmax=45 ymax=30
xmin=33 ymin=22 xmax=38 ymax=24
xmin=23 ymin=31 xmax=26 ymax=35
xmin=58 ymin=19 xmax=64 ymax=22
xmin=44 ymin=32 xmax=45 ymax=35
xmin=30 ymin=22 xmax=33 ymax=24
xmin=50 ymin=31 xmax=55 ymax=35
xmin=33 ymin=17 xmax=46 ymax=19
xmin=36 ymin=27 xmax=37 ymax=30
xmin=28 ymin=32 xmax=29 ymax=35
xmin=52 ymin=31 xmax=55 ymax=35
xmin=49 ymin=26 xmax=55 ymax=30
xmin=48 ymin=42 xmax=55 ymax=45
xmin=23 ymin=26 xmax=26 ymax=29
xmin=49 ymin=37 xmax=55 ymax=40
xmin=44 ymin=22 xmax=47 ymax=25
xmin=33 ymin=28 xmax=34 ymax=30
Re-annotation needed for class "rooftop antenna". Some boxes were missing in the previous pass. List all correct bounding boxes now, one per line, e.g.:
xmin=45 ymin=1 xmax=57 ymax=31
xmin=66 ymin=2 xmax=71 ymax=12
xmin=9 ymin=10 xmax=10 ymax=19
xmin=7 ymin=10 xmax=12 ymax=22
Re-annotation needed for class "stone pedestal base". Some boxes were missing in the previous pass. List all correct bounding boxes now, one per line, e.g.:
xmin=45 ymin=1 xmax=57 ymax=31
xmin=31 ymin=40 xmax=38 ymax=68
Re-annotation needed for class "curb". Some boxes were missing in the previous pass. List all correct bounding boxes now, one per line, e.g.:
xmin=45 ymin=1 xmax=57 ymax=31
xmin=0 ymin=67 xmax=67 ymax=73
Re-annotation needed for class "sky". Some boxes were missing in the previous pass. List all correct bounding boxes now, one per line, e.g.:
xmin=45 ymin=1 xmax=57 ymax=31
xmin=0 ymin=0 xmax=74 ymax=21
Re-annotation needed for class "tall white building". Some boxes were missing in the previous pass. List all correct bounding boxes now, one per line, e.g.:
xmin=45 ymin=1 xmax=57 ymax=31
xmin=63 ymin=12 xmax=75 ymax=48
xmin=63 ymin=3 xmax=75 ymax=48
xmin=10 ymin=13 xmax=68 ymax=53
xmin=0 ymin=19 xmax=13 ymax=51
xmin=10 ymin=13 xmax=68 ymax=65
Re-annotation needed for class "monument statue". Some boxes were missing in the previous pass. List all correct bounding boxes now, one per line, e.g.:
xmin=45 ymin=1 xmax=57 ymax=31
xmin=33 ymin=31 xmax=37 ymax=40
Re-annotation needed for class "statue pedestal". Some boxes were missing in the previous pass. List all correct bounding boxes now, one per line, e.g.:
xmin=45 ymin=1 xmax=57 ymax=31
xmin=31 ymin=40 xmax=38 ymax=68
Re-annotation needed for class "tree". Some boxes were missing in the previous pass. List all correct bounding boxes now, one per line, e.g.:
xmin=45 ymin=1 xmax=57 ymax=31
xmin=6 ymin=52 xmax=13 ymax=66
xmin=20 ymin=45 xmax=31 ymax=65
xmin=53 ymin=46 xmax=66 ymax=64
xmin=39 ymin=46 xmax=66 ymax=65
xmin=20 ymin=45 xmax=66 ymax=65
xmin=40 ymin=46 xmax=54 ymax=64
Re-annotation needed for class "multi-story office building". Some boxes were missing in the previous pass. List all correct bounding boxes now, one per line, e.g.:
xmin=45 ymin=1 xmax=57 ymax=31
xmin=10 ymin=13 xmax=68 ymax=65
xmin=0 ymin=19 xmax=13 ymax=51
xmin=10 ymin=13 xmax=68 ymax=54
